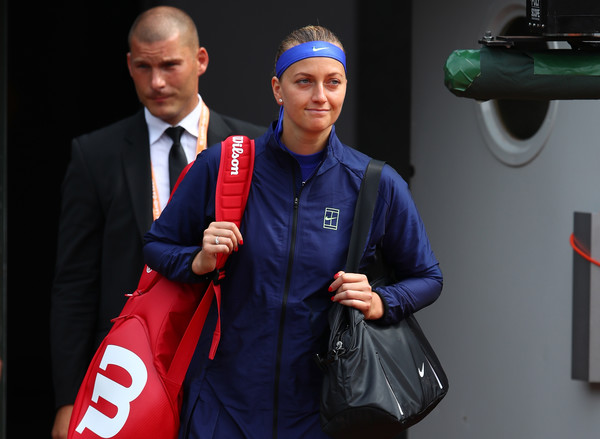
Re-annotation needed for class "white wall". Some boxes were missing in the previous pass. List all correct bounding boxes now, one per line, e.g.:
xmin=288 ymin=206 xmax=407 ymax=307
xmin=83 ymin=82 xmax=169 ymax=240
xmin=410 ymin=1 xmax=600 ymax=438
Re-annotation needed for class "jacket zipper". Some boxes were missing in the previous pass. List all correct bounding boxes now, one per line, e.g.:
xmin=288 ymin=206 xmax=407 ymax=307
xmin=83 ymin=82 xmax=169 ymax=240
xmin=272 ymin=181 xmax=303 ymax=439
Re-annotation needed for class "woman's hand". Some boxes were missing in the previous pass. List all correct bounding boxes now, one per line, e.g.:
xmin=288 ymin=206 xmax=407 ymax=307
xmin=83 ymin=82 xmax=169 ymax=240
xmin=328 ymin=271 xmax=384 ymax=320
xmin=191 ymin=221 xmax=243 ymax=275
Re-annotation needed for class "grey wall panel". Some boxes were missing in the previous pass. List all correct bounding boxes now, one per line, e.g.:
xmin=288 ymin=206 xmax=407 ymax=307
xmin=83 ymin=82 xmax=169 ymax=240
xmin=410 ymin=1 xmax=600 ymax=438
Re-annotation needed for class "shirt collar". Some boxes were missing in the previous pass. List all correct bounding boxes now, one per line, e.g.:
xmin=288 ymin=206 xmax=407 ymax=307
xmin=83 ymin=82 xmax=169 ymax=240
xmin=145 ymin=94 xmax=203 ymax=144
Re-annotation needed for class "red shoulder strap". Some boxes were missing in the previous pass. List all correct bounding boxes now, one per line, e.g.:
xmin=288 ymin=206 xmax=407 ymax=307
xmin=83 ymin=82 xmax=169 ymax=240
xmin=215 ymin=135 xmax=255 ymax=268
xmin=167 ymin=136 xmax=255 ymax=383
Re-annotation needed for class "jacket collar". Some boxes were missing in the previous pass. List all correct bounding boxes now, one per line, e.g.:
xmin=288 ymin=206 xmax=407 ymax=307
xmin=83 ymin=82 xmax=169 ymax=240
xmin=206 ymin=110 xmax=233 ymax=146
xmin=265 ymin=122 xmax=344 ymax=177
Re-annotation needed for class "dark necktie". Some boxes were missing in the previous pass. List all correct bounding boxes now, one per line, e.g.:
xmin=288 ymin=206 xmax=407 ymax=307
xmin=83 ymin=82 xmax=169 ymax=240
xmin=166 ymin=126 xmax=187 ymax=192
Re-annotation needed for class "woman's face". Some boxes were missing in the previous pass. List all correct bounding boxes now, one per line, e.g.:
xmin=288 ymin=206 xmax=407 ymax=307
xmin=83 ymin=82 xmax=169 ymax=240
xmin=273 ymin=55 xmax=347 ymax=140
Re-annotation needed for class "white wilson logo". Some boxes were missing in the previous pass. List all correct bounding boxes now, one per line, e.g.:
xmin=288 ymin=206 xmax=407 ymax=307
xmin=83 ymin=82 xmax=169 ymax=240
xmin=75 ymin=345 xmax=148 ymax=438
xmin=230 ymin=135 xmax=245 ymax=176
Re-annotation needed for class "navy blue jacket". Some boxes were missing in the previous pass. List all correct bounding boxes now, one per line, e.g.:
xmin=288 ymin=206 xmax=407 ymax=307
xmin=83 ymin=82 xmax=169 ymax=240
xmin=143 ymin=123 xmax=443 ymax=438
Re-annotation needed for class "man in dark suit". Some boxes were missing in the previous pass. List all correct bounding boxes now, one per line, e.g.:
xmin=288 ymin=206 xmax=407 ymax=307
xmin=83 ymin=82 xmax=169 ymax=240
xmin=49 ymin=6 xmax=264 ymax=438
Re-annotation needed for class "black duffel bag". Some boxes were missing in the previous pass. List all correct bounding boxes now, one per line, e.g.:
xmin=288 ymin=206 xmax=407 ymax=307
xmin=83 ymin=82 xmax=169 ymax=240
xmin=317 ymin=159 xmax=449 ymax=439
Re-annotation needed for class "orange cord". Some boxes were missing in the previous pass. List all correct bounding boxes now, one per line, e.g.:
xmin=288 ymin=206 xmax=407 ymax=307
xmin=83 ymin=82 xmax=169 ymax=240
xmin=570 ymin=233 xmax=600 ymax=267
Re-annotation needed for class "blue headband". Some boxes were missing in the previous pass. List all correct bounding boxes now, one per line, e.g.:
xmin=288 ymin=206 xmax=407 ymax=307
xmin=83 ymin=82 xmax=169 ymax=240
xmin=275 ymin=41 xmax=346 ymax=78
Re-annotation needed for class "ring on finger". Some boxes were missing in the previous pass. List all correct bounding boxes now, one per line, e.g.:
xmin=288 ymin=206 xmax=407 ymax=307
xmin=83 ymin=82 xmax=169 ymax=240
xmin=215 ymin=236 xmax=220 ymax=245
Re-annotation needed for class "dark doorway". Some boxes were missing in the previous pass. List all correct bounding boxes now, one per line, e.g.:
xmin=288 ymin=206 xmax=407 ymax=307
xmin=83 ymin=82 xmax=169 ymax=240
xmin=5 ymin=2 xmax=142 ymax=436
xmin=3 ymin=1 xmax=410 ymax=437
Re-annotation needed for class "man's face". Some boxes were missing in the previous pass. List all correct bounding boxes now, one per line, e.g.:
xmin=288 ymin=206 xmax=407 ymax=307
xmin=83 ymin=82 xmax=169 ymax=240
xmin=127 ymin=33 xmax=208 ymax=125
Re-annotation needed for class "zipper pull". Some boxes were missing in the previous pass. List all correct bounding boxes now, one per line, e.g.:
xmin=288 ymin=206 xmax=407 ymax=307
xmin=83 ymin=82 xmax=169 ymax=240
xmin=332 ymin=340 xmax=346 ymax=360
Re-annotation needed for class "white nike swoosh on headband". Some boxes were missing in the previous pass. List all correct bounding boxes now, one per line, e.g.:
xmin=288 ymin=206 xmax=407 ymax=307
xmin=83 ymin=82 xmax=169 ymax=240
xmin=312 ymin=47 xmax=328 ymax=51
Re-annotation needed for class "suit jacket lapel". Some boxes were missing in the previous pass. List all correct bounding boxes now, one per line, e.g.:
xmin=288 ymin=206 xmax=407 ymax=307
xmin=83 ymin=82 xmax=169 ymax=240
xmin=206 ymin=110 xmax=233 ymax=147
xmin=120 ymin=109 xmax=243 ymax=241
xmin=122 ymin=111 xmax=154 ymax=239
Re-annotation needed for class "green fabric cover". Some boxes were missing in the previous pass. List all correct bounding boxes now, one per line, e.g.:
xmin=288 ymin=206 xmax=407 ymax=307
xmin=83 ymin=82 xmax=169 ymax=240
xmin=444 ymin=46 xmax=600 ymax=101
xmin=444 ymin=49 xmax=481 ymax=92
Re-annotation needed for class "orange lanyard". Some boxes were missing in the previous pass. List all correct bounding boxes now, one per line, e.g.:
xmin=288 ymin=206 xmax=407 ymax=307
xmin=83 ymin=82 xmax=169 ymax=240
xmin=151 ymin=101 xmax=210 ymax=220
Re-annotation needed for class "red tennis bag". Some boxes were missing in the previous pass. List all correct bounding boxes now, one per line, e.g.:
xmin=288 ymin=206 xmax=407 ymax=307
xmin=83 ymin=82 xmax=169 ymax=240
xmin=68 ymin=135 xmax=255 ymax=439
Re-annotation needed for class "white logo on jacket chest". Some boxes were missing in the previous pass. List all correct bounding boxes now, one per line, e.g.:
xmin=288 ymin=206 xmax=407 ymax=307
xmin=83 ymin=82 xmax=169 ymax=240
xmin=323 ymin=208 xmax=340 ymax=230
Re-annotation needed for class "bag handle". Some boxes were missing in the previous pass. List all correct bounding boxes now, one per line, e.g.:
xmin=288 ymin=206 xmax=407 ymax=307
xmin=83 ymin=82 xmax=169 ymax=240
xmin=167 ymin=136 xmax=255 ymax=385
xmin=344 ymin=158 xmax=385 ymax=327
xmin=322 ymin=159 xmax=386 ymax=360
xmin=345 ymin=159 xmax=385 ymax=272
